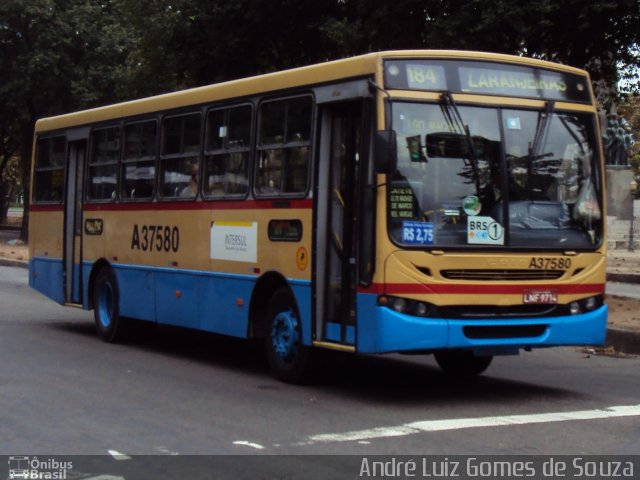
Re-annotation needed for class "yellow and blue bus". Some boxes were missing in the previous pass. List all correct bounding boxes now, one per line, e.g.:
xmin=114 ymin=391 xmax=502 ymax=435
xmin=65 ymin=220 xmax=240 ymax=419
xmin=30 ymin=50 xmax=607 ymax=382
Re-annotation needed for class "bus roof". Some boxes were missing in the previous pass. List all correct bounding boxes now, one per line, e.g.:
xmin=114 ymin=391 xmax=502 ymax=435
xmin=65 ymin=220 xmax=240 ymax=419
xmin=35 ymin=50 xmax=589 ymax=133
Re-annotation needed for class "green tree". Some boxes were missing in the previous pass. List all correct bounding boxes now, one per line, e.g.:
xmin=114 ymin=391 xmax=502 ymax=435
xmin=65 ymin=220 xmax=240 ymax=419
xmin=0 ymin=119 xmax=20 ymax=224
xmin=0 ymin=0 xmax=134 ymax=240
xmin=115 ymin=0 xmax=349 ymax=91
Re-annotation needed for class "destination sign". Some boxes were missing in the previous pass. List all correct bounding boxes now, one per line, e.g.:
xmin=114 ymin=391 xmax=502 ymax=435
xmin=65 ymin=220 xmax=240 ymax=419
xmin=384 ymin=59 xmax=591 ymax=103
xmin=459 ymin=65 xmax=580 ymax=100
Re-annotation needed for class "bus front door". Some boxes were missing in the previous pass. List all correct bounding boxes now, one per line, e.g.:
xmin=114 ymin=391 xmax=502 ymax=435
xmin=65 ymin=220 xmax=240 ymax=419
xmin=315 ymin=102 xmax=362 ymax=347
xmin=63 ymin=139 xmax=86 ymax=305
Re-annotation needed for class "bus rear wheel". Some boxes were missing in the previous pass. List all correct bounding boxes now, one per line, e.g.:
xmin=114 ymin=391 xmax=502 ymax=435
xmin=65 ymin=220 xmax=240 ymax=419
xmin=92 ymin=267 xmax=127 ymax=343
xmin=434 ymin=350 xmax=493 ymax=377
xmin=265 ymin=288 xmax=311 ymax=384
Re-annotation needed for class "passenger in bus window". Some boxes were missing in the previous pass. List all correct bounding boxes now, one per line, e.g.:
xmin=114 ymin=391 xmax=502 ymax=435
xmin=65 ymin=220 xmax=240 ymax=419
xmin=180 ymin=167 xmax=199 ymax=197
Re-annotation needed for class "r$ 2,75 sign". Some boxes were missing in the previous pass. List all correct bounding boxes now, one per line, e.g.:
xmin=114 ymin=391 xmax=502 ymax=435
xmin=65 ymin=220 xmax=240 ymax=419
xmin=402 ymin=221 xmax=435 ymax=245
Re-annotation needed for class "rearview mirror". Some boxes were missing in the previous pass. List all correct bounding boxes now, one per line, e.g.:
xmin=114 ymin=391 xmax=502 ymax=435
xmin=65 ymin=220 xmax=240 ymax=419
xmin=425 ymin=132 xmax=499 ymax=159
xmin=374 ymin=130 xmax=397 ymax=175
xmin=426 ymin=132 xmax=469 ymax=158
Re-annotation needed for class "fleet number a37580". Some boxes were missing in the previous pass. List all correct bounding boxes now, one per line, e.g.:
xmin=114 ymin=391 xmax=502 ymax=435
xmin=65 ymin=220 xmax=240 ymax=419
xmin=131 ymin=225 xmax=180 ymax=253
xmin=529 ymin=257 xmax=571 ymax=270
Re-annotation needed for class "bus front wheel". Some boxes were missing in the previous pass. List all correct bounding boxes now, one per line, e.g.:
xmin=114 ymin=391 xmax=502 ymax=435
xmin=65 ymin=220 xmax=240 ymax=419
xmin=92 ymin=267 xmax=127 ymax=343
xmin=434 ymin=350 xmax=493 ymax=377
xmin=265 ymin=288 xmax=310 ymax=383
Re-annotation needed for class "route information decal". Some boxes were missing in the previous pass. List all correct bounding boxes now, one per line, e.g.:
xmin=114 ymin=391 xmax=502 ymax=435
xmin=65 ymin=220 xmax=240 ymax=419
xmin=467 ymin=216 xmax=504 ymax=245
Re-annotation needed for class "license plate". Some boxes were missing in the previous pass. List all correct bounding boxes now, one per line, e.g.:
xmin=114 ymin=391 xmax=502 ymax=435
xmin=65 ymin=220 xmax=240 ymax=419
xmin=523 ymin=289 xmax=558 ymax=304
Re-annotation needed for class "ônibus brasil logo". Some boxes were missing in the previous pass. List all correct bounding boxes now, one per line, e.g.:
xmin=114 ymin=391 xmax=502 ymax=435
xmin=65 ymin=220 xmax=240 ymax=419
xmin=8 ymin=456 xmax=73 ymax=480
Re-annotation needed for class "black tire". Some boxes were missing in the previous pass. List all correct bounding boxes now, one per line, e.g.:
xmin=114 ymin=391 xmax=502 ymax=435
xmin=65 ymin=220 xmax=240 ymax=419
xmin=92 ymin=267 xmax=128 ymax=343
xmin=434 ymin=350 xmax=493 ymax=377
xmin=265 ymin=288 xmax=311 ymax=384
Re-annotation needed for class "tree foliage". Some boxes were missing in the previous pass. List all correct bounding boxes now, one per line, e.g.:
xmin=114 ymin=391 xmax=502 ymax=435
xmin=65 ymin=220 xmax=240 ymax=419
xmin=0 ymin=0 xmax=134 ymax=236
xmin=113 ymin=0 xmax=349 ymax=92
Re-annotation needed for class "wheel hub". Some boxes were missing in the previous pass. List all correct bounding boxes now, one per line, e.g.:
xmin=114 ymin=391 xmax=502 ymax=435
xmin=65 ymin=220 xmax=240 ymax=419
xmin=97 ymin=282 xmax=114 ymax=328
xmin=271 ymin=309 xmax=299 ymax=362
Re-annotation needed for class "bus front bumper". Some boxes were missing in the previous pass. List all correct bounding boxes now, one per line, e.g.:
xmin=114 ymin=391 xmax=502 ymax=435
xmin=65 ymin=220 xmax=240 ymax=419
xmin=356 ymin=295 xmax=608 ymax=355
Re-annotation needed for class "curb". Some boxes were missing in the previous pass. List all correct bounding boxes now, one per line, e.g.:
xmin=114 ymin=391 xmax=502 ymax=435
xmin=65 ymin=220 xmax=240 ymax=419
xmin=606 ymin=328 xmax=640 ymax=355
xmin=0 ymin=258 xmax=28 ymax=269
xmin=607 ymin=273 xmax=640 ymax=284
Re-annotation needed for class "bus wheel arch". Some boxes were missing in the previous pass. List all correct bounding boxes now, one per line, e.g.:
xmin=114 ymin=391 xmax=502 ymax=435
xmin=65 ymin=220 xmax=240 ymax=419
xmin=248 ymin=271 xmax=291 ymax=340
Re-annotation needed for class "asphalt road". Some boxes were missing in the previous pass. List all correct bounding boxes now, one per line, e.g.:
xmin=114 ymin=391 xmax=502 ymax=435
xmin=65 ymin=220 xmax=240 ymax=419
xmin=1 ymin=266 xmax=639 ymax=478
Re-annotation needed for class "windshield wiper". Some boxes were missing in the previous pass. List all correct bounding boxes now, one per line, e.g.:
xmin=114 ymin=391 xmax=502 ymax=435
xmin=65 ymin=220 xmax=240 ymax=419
xmin=525 ymin=100 xmax=556 ymax=197
xmin=529 ymin=100 xmax=555 ymax=161
xmin=440 ymin=92 xmax=481 ymax=193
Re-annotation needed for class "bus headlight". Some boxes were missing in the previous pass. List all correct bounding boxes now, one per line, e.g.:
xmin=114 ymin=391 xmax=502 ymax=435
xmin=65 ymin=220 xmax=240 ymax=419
xmin=569 ymin=302 xmax=582 ymax=315
xmin=584 ymin=296 xmax=598 ymax=311
xmin=379 ymin=296 xmax=435 ymax=317
xmin=392 ymin=298 xmax=407 ymax=313
xmin=568 ymin=296 xmax=602 ymax=315
xmin=415 ymin=302 xmax=429 ymax=316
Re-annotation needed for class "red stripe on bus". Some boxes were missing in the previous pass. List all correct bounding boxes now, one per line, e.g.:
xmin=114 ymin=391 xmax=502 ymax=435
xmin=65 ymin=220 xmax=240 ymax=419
xmin=81 ymin=199 xmax=313 ymax=212
xmin=358 ymin=283 xmax=606 ymax=295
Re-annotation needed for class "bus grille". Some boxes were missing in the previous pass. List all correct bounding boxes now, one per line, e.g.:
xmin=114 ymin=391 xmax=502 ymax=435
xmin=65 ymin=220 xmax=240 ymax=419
xmin=441 ymin=304 xmax=561 ymax=319
xmin=440 ymin=269 xmax=564 ymax=281
xmin=463 ymin=325 xmax=548 ymax=339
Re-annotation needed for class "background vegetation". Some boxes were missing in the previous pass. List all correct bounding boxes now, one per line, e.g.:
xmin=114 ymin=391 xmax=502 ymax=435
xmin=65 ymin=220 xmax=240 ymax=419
xmin=2 ymin=0 xmax=639 ymax=235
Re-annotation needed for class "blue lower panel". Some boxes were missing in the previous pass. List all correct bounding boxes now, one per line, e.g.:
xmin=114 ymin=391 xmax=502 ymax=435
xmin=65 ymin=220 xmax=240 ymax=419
xmin=198 ymin=274 xmax=257 ymax=337
xmin=111 ymin=265 xmax=155 ymax=320
xmin=156 ymin=271 xmax=200 ymax=329
xmin=109 ymin=265 xmax=257 ymax=337
xmin=82 ymin=263 xmax=311 ymax=342
xmin=325 ymin=322 xmax=356 ymax=344
xmin=356 ymin=293 xmax=608 ymax=354
xmin=30 ymin=258 xmax=64 ymax=304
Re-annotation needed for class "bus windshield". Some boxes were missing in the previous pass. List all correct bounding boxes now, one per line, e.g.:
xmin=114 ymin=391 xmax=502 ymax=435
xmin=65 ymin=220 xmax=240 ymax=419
xmin=388 ymin=101 xmax=602 ymax=249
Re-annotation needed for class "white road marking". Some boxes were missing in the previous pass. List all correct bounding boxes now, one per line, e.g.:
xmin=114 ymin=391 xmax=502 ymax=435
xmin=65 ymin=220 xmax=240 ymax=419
xmin=233 ymin=440 xmax=265 ymax=450
xmin=155 ymin=446 xmax=180 ymax=455
xmin=307 ymin=403 xmax=640 ymax=444
xmin=107 ymin=449 xmax=132 ymax=461
xmin=85 ymin=476 xmax=126 ymax=480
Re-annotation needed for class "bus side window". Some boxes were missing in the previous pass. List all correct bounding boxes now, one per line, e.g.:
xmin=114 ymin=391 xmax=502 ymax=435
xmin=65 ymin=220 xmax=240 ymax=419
xmin=34 ymin=136 xmax=66 ymax=203
xmin=203 ymin=105 xmax=251 ymax=199
xmin=160 ymin=113 xmax=202 ymax=199
xmin=87 ymin=126 xmax=120 ymax=201
xmin=122 ymin=120 xmax=157 ymax=201
xmin=256 ymin=96 xmax=312 ymax=196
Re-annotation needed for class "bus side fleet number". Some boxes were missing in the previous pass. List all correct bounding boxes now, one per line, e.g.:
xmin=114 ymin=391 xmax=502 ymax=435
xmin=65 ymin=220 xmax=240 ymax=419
xmin=131 ymin=225 xmax=180 ymax=253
